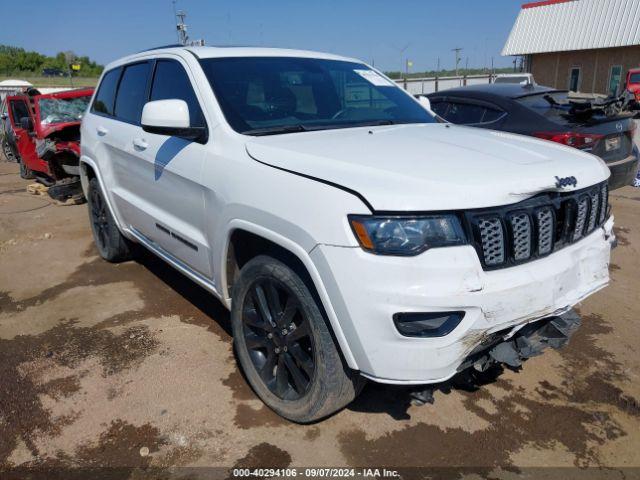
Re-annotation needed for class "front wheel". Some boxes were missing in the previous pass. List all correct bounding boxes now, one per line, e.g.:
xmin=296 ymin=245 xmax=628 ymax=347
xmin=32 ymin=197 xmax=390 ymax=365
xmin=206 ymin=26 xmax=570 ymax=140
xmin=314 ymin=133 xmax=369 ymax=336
xmin=2 ymin=138 xmax=16 ymax=162
xmin=231 ymin=255 xmax=362 ymax=423
xmin=87 ymin=177 xmax=133 ymax=262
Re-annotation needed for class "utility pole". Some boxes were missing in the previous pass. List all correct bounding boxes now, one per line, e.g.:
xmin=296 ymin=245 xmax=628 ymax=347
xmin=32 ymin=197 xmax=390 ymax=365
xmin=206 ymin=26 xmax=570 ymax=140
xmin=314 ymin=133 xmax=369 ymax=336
xmin=392 ymin=43 xmax=410 ymax=78
xmin=491 ymin=56 xmax=495 ymax=82
xmin=452 ymin=47 xmax=463 ymax=77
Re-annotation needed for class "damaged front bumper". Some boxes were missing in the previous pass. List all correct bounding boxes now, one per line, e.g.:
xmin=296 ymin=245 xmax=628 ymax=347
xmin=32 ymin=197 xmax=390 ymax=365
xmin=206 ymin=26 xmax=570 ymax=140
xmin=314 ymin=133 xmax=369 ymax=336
xmin=410 ymin=310 xmax=581 ymax=405
xmin=462 ymin=309 xmax=581 ymax=371
xmin=311 ymin=217 xmax=615 ymax=384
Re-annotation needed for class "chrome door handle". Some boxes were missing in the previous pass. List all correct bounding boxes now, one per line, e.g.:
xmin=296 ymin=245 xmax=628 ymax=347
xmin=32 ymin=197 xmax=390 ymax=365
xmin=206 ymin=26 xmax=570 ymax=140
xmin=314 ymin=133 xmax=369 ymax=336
xmin=133 ymin=138 xmax=149 ymax=150
xmin=96 ymin=126 xmax=108 ymax=136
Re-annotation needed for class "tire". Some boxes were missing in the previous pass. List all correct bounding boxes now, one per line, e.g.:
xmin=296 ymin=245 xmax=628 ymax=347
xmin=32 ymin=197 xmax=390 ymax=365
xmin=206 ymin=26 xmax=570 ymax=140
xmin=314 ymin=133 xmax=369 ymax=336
xmin=231 ymin=255 xmax=362 ymax=423
xmin=2 ymin=138 xmax=15 ymax=162
xmin=87 ymin=177 xmax=132 ymax=262
xmin=19 ymin=159 xmax=34 ymax=179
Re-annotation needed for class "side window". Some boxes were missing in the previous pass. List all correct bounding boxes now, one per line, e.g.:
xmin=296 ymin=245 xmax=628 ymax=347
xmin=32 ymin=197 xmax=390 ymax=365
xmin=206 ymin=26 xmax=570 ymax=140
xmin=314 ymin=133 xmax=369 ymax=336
xmin=443 ymin=102 xmax=486 ymax=125
xmin=114 ymin=62 xmax=151 ymax=124
xmin=10 ymin=99 xmax=30 ymax=124
xmin=481 ymin=106 xmax=505 ymax=123
xmin=150 ymin=60 xmax=205 ymax=127
xmin=430 ymin=101 xmax=449 ymax=118
xmin=92 ymin=68 xmax=121 ymax=116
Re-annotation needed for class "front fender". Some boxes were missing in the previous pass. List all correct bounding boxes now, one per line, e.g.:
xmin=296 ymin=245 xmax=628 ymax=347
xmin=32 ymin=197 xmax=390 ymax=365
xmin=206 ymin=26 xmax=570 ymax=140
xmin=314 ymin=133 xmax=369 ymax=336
xmin=218 ymin=218 xmax=359 ymax=370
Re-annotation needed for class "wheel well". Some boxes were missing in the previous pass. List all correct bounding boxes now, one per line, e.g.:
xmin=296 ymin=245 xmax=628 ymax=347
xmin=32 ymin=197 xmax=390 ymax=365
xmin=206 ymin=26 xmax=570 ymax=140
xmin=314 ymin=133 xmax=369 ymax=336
xmin=81 ymin=161 xmax=96 ymax=180
xmin=226 ymin=229 xmax=314 ymax=300
xmin=226 ymin=229 xmax=358 ymax=372
xmin=79 ymin=162 xmax=96 ymax=196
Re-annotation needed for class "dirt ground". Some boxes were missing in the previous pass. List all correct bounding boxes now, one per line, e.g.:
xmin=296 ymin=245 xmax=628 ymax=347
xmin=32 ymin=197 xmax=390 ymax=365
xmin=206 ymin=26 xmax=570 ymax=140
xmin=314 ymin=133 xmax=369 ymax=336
xmin=1 ymin=157 xmax=640 ymax=479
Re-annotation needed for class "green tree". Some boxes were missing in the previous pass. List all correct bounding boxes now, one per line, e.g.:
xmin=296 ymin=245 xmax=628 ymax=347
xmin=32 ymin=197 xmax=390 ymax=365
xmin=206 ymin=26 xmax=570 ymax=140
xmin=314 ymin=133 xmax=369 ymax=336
xmin=0 ymin=44 xmax=103 ymax=77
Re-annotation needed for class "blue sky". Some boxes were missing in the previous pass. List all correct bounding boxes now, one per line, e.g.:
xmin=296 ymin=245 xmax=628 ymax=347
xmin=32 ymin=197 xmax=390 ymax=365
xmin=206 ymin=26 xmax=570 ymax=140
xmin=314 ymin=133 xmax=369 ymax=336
xmin=1 ymin=0 xmax=523 ymax=72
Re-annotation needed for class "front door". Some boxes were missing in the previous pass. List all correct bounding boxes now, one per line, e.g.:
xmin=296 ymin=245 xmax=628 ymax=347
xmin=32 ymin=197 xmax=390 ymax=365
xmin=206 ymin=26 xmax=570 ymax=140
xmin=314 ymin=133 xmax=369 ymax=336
xmin=7 ymin=96 xmax=43 ymax=173
xmin=132 ymin=58 xmax=212 ymax=277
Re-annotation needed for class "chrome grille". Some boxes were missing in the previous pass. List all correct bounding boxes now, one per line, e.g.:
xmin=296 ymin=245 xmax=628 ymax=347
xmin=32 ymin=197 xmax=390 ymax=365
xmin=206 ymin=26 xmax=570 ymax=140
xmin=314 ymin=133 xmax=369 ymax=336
xmin=478 ymin=218 xmax=504 ymax=266
xmin=536 ymin=208 xmax=554 ymax=255
xmin=510 ymin=213 xmax=532 ymax=261
xmin=468 ymin=181 xmax=609 ymax=270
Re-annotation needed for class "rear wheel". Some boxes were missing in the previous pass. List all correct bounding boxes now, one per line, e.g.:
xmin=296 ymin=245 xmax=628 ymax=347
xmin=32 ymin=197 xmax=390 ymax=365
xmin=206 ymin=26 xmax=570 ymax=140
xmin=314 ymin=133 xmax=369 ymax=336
xmin=87 ymin=177 xmax=132 ymax=262
xmin=19 ymin=158 xmax=34 ymax=179
xmin=231 ymin=255 xmax=362 ymax=423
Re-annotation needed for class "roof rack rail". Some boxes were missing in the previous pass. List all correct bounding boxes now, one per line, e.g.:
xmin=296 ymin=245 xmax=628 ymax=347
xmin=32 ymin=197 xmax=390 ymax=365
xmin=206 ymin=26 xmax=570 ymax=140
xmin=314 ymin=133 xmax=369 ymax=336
xmin=138 ymin=44 xmax=185 ymax=53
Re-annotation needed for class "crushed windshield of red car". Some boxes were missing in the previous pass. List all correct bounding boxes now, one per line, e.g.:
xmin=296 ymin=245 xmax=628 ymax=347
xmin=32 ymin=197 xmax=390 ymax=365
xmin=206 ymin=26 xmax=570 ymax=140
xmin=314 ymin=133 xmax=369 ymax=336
xmin=38 ymin=95 xmax=91 ymax=125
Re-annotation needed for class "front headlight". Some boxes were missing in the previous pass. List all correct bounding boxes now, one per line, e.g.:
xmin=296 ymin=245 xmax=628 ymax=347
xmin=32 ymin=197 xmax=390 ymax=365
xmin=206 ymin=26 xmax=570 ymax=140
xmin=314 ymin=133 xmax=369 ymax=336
xmin=348 ymin=214 xmax=467 ymax=256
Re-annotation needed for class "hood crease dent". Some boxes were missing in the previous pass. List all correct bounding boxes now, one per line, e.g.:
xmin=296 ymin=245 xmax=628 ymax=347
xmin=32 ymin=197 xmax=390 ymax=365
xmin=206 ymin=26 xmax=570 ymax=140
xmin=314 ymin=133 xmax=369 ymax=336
xmin=246 ymin=123 xmax=610 ymax=212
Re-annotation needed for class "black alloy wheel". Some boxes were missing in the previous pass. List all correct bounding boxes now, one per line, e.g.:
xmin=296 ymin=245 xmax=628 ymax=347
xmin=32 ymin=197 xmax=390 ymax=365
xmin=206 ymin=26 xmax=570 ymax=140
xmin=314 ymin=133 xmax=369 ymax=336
xmin=241 ymin=278 xmax=315 ymax=400
xmin=90 ymin=184 xmax=110 ymax=251
xmin=87 ymin=177 xmax=132 ymax=263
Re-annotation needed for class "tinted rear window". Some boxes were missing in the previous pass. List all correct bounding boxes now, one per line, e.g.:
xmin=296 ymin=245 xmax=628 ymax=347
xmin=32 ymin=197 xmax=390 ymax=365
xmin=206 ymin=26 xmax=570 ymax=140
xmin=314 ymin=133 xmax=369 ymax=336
xmin=516 ymin=92 xmax=574 ymax=122
xmin=516 ymin=91 xmax=621 ymax=125
xmin=114 ymin=62 xmax=150 ymax=124
xmin=92 ymin=68 xmax=120 ymax=116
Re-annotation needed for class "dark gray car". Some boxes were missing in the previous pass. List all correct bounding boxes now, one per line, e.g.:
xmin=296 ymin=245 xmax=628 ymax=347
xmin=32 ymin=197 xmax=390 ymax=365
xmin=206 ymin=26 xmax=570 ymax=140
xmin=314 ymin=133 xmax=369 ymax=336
xmin=424 ymin=84 xmax=639 ymax=190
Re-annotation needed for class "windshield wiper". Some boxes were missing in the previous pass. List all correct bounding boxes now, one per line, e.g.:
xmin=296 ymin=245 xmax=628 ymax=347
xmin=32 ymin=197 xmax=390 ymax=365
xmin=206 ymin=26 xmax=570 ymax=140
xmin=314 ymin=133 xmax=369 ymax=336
xmin=244 ymin=120 xmax=397 ymax=136
xmin=244 ymin=125 xmax=309 ymax=136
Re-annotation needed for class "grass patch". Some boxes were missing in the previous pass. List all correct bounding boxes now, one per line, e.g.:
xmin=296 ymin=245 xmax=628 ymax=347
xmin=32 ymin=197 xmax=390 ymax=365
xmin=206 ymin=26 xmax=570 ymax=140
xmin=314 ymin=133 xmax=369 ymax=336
xmin=0 ymin=76 xmax=98 ymax=88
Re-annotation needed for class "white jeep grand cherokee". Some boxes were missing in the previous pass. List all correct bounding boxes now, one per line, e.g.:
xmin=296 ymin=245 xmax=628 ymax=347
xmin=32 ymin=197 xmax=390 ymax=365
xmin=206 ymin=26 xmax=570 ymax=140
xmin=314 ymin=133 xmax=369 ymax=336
xmin=81 ymin=46 xmax=615 ymax=422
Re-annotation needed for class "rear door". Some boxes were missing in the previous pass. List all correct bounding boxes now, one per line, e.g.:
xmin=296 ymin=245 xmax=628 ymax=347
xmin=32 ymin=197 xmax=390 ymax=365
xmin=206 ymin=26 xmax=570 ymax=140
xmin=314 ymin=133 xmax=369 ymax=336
xmin=7 ymin=96 xmax=43 ymax=172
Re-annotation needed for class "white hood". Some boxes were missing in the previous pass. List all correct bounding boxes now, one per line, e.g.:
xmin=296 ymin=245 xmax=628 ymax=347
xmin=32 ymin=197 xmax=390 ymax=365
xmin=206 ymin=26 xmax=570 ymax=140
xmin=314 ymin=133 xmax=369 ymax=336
xmin=246 ymin=123 xmax=610 ymax=211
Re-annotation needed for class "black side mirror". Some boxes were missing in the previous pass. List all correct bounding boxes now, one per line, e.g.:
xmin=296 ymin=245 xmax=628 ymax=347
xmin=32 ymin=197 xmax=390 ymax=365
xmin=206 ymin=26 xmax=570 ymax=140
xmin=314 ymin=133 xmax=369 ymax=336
xmin=20 ymin=116 xmax=34 ymax=132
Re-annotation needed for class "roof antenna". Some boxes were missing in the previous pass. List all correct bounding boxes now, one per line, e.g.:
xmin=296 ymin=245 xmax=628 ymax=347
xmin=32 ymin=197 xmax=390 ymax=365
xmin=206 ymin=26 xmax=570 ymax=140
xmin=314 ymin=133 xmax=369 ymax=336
xmin=172 ymin=1 xmax=205 ymax=46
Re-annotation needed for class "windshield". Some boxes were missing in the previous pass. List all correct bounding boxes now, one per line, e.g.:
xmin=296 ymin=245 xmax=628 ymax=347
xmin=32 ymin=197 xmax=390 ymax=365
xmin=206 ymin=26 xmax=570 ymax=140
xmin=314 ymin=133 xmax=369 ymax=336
xmin=629 ymin=73 xmax=640 ymax=84
xmin=38 ymin=95 xmax=91 ymax=125
xmin=200 ymin=57 xmax=436 ymax=135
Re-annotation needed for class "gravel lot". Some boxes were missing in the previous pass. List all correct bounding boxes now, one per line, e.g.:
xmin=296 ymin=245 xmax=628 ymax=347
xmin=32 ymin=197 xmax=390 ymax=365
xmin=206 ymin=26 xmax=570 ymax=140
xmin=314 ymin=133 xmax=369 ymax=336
xmin=1 ymin=148 xmax=639 ymax=478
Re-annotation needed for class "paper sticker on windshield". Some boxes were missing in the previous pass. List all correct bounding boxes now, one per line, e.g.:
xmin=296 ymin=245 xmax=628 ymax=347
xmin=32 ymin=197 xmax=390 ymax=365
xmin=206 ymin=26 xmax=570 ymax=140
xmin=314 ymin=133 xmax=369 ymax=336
xmin=354 ymin=69 xmax=394 ymax=87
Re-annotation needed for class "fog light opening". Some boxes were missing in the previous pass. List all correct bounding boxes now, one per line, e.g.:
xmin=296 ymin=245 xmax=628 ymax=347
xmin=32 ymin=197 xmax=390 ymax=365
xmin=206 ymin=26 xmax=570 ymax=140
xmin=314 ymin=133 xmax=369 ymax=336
xmin=393 ymin=311 xmax=465 ymax=338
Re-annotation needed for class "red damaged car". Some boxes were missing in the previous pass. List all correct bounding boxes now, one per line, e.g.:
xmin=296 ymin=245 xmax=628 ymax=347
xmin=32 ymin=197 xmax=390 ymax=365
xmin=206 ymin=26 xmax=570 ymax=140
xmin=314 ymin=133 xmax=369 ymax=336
xmin=5 ymin=88 xmax=93 ymax=201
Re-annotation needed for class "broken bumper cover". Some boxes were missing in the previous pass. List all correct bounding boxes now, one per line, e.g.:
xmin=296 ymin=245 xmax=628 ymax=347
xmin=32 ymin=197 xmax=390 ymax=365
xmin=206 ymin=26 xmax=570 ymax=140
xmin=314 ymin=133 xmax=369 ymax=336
xmin=311 ymin=217 xmax=614 ymax=384
xmin=464 ymin=309 xmax=581 ymax=371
